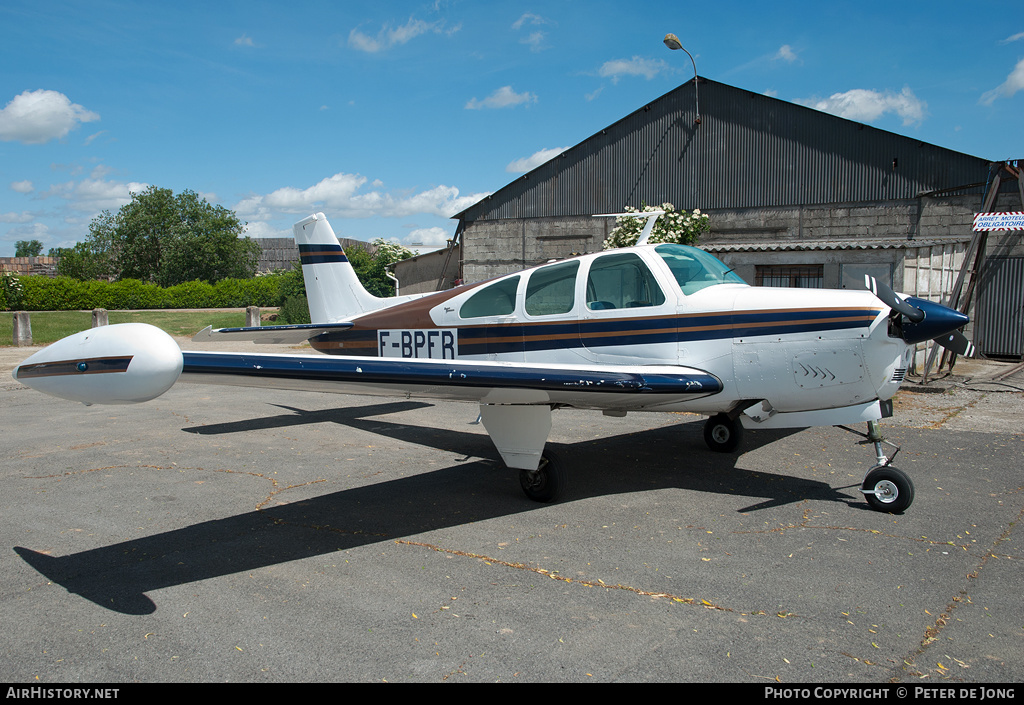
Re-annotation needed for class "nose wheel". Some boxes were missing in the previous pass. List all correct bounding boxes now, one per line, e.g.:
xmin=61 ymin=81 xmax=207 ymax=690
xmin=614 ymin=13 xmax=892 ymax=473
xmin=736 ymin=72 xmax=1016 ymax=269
xmin=840 ymin=420 xmax=914 ymax=513
xmin=861 ymin=465 xmax=914 ymax=513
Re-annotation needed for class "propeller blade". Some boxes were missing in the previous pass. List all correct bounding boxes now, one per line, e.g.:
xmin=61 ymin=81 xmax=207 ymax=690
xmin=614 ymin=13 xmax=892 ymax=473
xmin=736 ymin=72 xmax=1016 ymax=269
xmin=933 ymin=329 xmax=976 ymax=358
xmin=864 ymin=275 xmax=925 ymax=323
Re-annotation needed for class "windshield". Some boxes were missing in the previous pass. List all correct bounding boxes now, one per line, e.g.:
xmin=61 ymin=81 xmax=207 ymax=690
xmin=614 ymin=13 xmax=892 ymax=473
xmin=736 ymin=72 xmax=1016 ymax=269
xmin=654 ymin=243 xmax=747 ymax=295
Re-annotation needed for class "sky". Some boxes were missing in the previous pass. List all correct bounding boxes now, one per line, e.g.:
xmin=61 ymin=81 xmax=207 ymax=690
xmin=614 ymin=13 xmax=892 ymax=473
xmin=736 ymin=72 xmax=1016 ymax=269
xmin=1 ymin=0 xmax=1022 ymax=258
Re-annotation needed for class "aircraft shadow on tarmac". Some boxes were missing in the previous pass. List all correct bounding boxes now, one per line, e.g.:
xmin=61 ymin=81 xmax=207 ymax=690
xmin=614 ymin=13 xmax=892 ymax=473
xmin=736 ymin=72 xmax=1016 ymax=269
xmin=15 ymin=400 xmax=860 ymax=615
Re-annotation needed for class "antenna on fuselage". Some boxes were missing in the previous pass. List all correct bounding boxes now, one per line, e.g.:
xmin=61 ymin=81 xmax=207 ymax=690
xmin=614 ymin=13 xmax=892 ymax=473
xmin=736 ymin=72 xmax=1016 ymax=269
xmin=593 ymin=210 xmax=665 ymax=246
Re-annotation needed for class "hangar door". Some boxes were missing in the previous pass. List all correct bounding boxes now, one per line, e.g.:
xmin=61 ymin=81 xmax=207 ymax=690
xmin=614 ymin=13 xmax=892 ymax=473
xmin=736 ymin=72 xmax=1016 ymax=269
xmin=975 ymin=256 xmax=1024 ymax=360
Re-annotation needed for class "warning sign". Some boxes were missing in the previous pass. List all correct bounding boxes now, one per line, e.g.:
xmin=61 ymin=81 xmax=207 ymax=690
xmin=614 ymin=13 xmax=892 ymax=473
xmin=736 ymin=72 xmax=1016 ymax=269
xmin=973 ymin=212 xmax=1024 ymax=231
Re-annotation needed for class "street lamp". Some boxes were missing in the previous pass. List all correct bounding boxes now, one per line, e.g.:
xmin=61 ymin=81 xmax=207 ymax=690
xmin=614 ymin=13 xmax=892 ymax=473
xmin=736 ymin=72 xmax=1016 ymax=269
xmin=664 ymin=33 xmax=700 ymax=125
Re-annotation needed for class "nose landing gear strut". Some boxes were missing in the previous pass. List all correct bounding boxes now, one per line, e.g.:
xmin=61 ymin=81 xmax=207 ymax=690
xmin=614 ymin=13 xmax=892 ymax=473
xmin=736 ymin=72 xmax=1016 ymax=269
xmin=839 ymin=420 xmax=914 ymax=513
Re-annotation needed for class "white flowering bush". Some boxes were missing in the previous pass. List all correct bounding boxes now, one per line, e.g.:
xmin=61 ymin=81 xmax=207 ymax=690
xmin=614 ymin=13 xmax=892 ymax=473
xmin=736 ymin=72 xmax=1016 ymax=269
xmin=1 ymin=271 xmax=24 ymax=310
xmin=602 ymin=203 xmax=710 ymax=249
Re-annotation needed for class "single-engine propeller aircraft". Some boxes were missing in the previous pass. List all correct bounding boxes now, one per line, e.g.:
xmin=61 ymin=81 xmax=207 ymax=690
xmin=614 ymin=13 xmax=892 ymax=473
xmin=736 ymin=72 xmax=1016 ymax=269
xmin=14 ymin=211 xmax=976 ymax=513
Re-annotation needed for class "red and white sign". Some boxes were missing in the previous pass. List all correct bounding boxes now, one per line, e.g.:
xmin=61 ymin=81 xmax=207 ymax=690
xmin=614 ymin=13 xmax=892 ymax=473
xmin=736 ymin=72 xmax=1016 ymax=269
xmin=973 ymin=212 xmax=1024 ymax=231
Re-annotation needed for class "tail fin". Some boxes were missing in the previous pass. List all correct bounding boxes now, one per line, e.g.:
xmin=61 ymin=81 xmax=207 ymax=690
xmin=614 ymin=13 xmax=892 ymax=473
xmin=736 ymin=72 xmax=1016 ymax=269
xmin=293 ymin=213 xmax=384 ymax=322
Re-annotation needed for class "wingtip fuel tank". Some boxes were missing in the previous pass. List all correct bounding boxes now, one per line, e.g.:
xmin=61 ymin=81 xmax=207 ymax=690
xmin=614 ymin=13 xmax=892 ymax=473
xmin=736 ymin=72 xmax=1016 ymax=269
xmin=13 ymin=323 xmax=183 ymax=405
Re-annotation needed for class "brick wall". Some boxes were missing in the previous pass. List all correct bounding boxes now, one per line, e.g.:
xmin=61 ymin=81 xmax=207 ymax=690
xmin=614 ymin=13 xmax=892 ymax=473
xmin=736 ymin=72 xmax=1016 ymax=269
xmin=0 ymin=256 xmax=58 ymax=277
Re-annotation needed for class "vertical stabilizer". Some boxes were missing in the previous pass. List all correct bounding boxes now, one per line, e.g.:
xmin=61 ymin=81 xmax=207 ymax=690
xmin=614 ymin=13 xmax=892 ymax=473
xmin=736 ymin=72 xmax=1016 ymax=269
xmin=293 ymin=213 xmax=384 ymax=322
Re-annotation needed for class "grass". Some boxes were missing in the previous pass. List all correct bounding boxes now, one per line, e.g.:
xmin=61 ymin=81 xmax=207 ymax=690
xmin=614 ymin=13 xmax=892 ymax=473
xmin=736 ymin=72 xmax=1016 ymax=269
xmin=0 ymin=310 xmax=256 ymax=346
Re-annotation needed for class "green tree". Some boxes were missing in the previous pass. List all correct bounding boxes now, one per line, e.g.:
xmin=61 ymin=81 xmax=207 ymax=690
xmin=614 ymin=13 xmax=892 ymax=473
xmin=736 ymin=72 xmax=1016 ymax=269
xmin=350 ymin=239 xmax=414 ymax=297
xmin=74 ymin=186 xmax=259 ymax=285
xmin=602 ymin=202 xmax=710 ymax=249
xmin=15 ymin=240 xmax=43 ymax=257
xmin=52 ymin=240 xmax=115 ymax=280
xmin=274 ymin=239 xmax=414 ymax=324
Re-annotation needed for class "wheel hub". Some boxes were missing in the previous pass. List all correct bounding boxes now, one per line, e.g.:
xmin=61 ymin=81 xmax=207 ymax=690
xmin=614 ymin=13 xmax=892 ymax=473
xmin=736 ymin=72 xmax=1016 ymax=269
xmin=865 ymin=479 xmax=899 ymax=503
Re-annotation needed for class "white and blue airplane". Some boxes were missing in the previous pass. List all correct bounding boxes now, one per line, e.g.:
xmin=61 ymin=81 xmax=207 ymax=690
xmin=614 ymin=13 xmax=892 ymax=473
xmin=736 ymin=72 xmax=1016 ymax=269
xmin=14 ymin=212 xmax=975 ymax=512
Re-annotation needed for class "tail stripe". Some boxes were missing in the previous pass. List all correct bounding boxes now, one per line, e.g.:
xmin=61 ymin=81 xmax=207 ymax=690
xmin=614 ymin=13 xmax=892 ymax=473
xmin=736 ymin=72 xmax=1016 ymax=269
xmin=299 ymin=243 xmax=348 ymax=265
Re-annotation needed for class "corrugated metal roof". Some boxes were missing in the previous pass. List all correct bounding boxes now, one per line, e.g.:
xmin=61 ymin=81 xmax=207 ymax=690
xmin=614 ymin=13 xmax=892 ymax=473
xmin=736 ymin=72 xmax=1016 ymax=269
xmin=457 ymin=78 xmax=991 ymax=223
xmin=701 ymin=237 xmax=972 ymax=253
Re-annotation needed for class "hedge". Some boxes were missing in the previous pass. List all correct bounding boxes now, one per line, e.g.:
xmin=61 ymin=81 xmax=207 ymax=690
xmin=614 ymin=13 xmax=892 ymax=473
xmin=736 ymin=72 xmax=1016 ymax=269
xmin=8 ymin=274 xmax=286 ymax=311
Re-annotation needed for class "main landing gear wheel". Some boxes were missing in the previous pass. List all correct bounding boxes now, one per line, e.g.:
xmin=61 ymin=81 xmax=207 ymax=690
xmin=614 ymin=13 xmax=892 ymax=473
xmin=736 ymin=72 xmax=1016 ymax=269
xmin=519 ymin=452 xmax=566 ymax=503
xmin=703 ymin=413 xmax=743 ymax=453
xmin=861 ymin=466 xmax=914 ymax=513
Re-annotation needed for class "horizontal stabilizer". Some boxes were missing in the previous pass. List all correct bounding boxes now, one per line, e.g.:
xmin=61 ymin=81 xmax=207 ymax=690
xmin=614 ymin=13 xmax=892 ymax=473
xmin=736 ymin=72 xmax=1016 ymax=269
xmin=192 ymin=322 xmax=355 ymax=345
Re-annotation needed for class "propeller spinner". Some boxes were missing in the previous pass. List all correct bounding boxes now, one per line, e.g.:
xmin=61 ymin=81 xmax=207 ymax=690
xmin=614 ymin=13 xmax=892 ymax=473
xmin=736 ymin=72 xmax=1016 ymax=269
xmin=864 ymin=275 xmax=976 ymax=358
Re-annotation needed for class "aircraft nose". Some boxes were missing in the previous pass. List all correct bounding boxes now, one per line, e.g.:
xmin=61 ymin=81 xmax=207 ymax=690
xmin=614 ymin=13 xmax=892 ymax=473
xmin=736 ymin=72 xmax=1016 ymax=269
xmin=898 ymin=298 xmax=969 ymax=345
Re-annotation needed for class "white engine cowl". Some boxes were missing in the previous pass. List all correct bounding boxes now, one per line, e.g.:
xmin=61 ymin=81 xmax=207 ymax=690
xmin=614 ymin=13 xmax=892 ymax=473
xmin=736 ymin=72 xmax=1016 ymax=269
xmin=13 ymin=323 xmax=183 ymax=405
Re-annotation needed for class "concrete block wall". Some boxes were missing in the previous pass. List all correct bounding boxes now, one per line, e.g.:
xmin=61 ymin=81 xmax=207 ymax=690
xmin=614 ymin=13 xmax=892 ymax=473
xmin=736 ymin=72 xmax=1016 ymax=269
xmin=461 ymin=194 xmax=990 ymax=285
xmin=463 ymin=217 xmax=610 ymax=284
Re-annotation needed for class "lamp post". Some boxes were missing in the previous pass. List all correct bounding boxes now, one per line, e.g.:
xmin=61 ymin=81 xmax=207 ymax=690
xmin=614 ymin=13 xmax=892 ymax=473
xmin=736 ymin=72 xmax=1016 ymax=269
xmin=663 ymin=33 xmax=700 ymax=125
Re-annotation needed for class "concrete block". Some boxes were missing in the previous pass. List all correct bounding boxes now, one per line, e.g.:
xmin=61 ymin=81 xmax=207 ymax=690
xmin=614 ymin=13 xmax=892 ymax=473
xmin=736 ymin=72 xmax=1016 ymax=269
xmin=13 ymin=311 xmax=31 ymax=346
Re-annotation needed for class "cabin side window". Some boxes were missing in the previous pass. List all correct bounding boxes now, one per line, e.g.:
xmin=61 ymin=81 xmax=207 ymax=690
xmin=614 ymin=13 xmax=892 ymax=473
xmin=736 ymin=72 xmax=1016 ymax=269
xmin=655 ymin=243 xmax=747 ymax=295
xmin=585 ymin=253 xmax=665 ymax=310
xmin=459 ymin=276 xmax=520 ymax=318
xmin=524 ymin=261 xmax=580 ymax=316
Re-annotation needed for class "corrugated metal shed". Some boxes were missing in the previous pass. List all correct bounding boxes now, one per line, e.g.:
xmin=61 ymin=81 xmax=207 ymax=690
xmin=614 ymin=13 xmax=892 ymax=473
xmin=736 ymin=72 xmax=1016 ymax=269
xmin=702 ymin=238 xmax=968 ymax=253
xmin=457 ymin=78 xmax=991 ymax=223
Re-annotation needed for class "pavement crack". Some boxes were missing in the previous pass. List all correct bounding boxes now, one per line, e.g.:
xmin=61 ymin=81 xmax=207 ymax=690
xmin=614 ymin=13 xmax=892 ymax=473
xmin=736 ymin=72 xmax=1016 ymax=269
xmin=735 ymin=506 xmax=972 ymax=549
xmin=394 ymin=539 xmax=770 ymax=616
xmin=898 ymin=500 xmax=1024 ymax=680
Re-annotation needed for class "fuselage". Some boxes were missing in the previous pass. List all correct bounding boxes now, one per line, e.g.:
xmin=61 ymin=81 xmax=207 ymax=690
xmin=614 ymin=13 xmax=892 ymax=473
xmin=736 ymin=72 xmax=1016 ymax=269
xmin=308 ymin=243 xmax=906 ymax=414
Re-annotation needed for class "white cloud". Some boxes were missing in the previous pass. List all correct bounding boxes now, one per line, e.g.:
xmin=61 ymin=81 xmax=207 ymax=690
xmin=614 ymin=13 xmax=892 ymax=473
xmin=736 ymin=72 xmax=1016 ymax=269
xmin=512 ymin=12 xmax=551 ymax=52
xmin=10 ymin=180 xmax=34 ymax=194
xmin=774 ymin=45 xmax=798 ymax=63
xmin=1000 ymin=32 xmax=1024 ymax=44
xmin=398 ymin=226 xmax=450 ymax=252
xmin=348 ymin=17 xmax=456 ymax=53
xmin=521 ymin=31 xmax=546 ymax=52
xmin=235 ymin=172 xmax=489 ymax=222
xmin=506 ymin=147 xmax=569 ymax=173
xmin=44 ymin=175 xmax=149 ymax=213
xmin=512 ymin=13 xmax=549 ymax=30
xmin=465 ymin=86 xmax=537 ymax=110
xmin=980 ymin=57 xmax=1024 ymax=105
xmin=242 ymin=221 xmax=289 ymax=239
xmin=83 ymin=130 xmax=108 ymax=146
xmin=2 ymin=221 xmax=50 ymax=244
xmin=234 ymin=34 xmax=256 ymax=47
xmin=0 ymin=90 xmax=100 ymax=145
xmin=1 ymin=211 xmax=34 ymax=223
xmin=799 ymin=86 xmax=927 ymax=126
xmin=598 ymin=57 xmax=669 ymax=83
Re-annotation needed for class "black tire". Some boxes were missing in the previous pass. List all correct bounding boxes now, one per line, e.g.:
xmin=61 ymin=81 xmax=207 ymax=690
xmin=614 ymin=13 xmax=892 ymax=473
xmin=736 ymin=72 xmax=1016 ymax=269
xmin=519 ymin=452 xmax=566 ymax=503
xmin=703 ymin=413 xmax=743 ymax=453
xmin=862 ymin=466 xmax=914 ymax=513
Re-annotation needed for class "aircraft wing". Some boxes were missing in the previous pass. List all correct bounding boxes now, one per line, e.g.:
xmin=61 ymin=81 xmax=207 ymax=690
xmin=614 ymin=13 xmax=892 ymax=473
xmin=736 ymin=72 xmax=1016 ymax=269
xmin=178 ymin=351 xmax=724 ymax=409
xmin=13 ymin=323 xmax=722 ymax=409
xmin=192 ymin=322 xmax=355 ymax=345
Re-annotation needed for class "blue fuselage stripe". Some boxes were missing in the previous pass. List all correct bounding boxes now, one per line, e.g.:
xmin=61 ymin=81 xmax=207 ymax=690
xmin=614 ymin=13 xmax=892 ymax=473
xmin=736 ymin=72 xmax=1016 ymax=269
xmin=311 ymin=307 xmax=880 ymax=357
xmin=453 ymin=308 xmax=879 ymax=355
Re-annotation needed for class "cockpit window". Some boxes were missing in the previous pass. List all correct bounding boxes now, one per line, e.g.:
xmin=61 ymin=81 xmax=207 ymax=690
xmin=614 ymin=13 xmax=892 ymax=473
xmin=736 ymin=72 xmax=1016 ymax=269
xmin=655 ymin=243 xmax=746 ymax=295
xmin=586 ymin=252 xmax=665 ymax=310
xmin=460 ymin=275 xmax=520 ymax=318
xmin=525 ymin=260 xmax=579 ymax=316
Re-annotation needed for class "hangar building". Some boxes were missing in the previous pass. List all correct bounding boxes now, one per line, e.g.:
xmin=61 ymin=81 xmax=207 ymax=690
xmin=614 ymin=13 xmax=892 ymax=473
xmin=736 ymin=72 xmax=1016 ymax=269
xmin=398 ymin=77 xmax=1023 ymax=361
